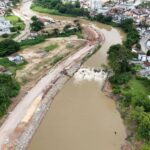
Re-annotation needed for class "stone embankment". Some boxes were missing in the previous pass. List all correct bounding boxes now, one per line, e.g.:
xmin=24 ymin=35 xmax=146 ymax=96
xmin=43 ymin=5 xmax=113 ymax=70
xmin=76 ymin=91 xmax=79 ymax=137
xmin=15 ymin=47 xmax=101 ymax=150
xmin=1 ymin=25 xmax=104 ymax=149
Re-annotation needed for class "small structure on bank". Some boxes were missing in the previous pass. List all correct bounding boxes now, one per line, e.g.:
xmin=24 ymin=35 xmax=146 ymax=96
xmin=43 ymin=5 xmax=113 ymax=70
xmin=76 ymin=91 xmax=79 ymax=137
xmin=8 ymin=55 xmax=24 ymax=64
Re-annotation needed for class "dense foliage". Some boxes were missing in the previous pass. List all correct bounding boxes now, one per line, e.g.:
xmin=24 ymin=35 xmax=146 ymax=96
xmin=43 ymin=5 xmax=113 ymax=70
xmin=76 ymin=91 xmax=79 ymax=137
xmin=107 ymin=18 xmax=149 ymax=145
xmin=119 ymin=19 xmax=140 ymax=49
xmin=0 ymin=39 xmax=20 ymax=57
xmin=0 ymin=74 xmax=20 ymax=117
xmin=6 ymin=15 xmax=25 ymax=32
xmin=19 ymin=35 xmax=46 ymax=49
xmin=33 ymin=0 xmax=89 ymax=16
xmin=147 ymin=50 xmax=150 ymax=56
xmin=139 ymin=1 xmax=150 ymax=9
xmin=108 ymin=44 xmax=131 ymax=74
xmin=94 ymin=13 xmax=113 ymax=24
xmin=30 ymin=16 xmax=44 ymax=31
xmin=10 ymin=0 xmax=20 ymax=5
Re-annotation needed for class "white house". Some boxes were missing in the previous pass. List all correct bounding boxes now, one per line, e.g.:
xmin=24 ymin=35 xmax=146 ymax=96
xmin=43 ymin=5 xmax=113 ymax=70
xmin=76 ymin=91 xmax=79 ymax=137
xmin=8 ymin=55 xmax=24 ymax=64
xmin=138 ymin=52 xmax=147 ymax=62
xmin=0 ymin=1 xmax=6 ymax=10
xmin=0 ymin=17 xmax=12 ymax=35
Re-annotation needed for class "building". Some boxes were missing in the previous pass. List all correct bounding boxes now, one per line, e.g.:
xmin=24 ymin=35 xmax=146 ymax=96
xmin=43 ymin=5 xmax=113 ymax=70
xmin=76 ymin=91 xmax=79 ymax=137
xmin=8 ymin=55 xmax=24 ymax=64
xmin=90 ymin=0 xmax=102 ymax=11
xmin=0 ymin=17 xmax=12 ymax=35
xmin=0 ymin=1 xmax=6 ymax=10
xmin=0 ymin=1 xmax=7 ymax=16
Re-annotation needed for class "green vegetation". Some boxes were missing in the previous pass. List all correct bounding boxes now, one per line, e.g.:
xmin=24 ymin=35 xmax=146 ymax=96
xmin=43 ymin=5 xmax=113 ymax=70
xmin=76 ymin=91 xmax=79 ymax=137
xmin=108 ymin=44 xmax=131 ymax=74
xmin=107 ymin=18 xmax=149 ymax=147
xmin=147 ymin=50 xmax=150 ymax=56
xmin=33 ymin=0 xmax=89 ymax=17
xmin=125 ymin=78 xmax=150 ymax=97
xmin=119 ymin=19 xmax=140 ymax=49
xmin=11 ymin=0 xmax=21 ymax=5
xmin=45 ymin=44 xmax=58 ymax=52
xmin=0 ymin=74 xmax=20 ymax=117
xmin=0 ymin=39 xmax=20 ymax=57
xmin=141 ymin=144 xmax=150 ymax=150
xmin=30 ymin=16 xmax=44 ymax=32
xmin=19 ymin=36 xmax=46 ymax=49
xmin=139 ymin=1 xmax=150 ymax=9
xmin=93 ymin=13 xmax=113 ymax=24
xmin=0 ymin=58 xmax=26 ymax=75
xmin=20 ymin=21 xmax=82 ymax=49
xmin=31 ymin=4 xmax=60 ymax=15
xmin=50 ymin=55 xmax=64 ymax=65
xmin=5 ymin=15 xmax=25 ymax=32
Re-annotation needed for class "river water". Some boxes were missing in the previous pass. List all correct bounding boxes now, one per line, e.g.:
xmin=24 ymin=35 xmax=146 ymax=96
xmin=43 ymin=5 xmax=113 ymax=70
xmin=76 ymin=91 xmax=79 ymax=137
xmin=28 ymin=20 xmax=126 ymax=150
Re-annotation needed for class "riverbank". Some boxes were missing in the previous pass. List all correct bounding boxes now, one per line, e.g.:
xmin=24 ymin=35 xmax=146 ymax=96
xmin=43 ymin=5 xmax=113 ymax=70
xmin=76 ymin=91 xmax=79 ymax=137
xmin=0 ymin=25 xmax=103 ymax=149
xmin=6 ymin=46 xmax=101 ymax=150
xmin=28 ymin=24 xmax=126 ymax=150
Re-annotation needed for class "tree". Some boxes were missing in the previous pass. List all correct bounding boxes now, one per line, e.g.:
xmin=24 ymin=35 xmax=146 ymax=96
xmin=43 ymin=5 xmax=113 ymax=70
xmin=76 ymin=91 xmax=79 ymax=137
xmin=30 ymin=18 xmax=44 ymax=31
xmin=108 ymin=44 xmax=131 ymax=73
xmin=63 ymin=24 xmax=71 ymax=32
xmin=136 ymin=43 xmax=141 ymax=50
xmin=31 ymin=16 xmax=38 ymax=22
xmin=0 ymin=74 xmax=20 ymax=117
xmin=138 ymin=113 xmax=150 ymax=141
xmin=120 ymin=18 xmax=134 ymax=32
xmin=0 ymin=39 xmax=20 ymax=56
xmin=75 ymin=0 xmax=80 ymax=8
xmin=147 ymin=50 xmax=150 ymax=56
xmin=52 ymin=28 xmax=59 ymax=36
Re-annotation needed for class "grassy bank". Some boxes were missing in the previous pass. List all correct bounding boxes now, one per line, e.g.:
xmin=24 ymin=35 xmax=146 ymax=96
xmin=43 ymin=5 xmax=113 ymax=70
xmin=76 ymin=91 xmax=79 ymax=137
xmin=107 ymin=19 xmax=149 ymax=149
xmin=31 ymin=4 xmax=61 ymax=16
xmin=19 ymin=36 xmax=46 ymax=49
xmin=31 ymin=4 xmax=75 ymax=17
xmin=44 ymin=44 xmax=58 ymax=52
xmin=5 ymin=15 xmax=25 ymax=31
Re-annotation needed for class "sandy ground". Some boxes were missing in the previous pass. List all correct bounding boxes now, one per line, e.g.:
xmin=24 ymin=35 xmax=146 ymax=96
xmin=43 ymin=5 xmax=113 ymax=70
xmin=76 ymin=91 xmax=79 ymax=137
xmin=0 ymin=36 xmax=86 ymax=126
xmin=16 ymin=36 xmax=86 ymax=84
xmin=0 ymin=25 xmax=103 ymax=149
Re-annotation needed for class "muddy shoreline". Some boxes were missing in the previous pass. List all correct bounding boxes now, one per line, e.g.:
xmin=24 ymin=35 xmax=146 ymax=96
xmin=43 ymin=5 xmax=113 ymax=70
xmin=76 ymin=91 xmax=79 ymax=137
xmin=2 ymin=36 xmax=102 ymax=149
xmin=15 ymin=46 xmax=100 ymax=150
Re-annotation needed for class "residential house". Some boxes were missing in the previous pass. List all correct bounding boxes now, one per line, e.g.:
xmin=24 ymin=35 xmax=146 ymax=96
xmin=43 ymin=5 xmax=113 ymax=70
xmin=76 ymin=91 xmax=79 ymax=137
xmin=0 ymin=17 xmax=12 ymax=35
xmin=0 ymin=1 xmax=7 ymax=16
xmin=8 ymin=55 xmax=24 ymax=64
xmin=138 ymin=51 xmax=147 ymax=61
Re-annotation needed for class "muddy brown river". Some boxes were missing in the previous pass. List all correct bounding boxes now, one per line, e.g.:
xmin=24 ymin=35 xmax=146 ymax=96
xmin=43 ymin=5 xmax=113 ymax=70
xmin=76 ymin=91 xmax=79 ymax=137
xmin=27 ymin=20 xmax=126 ymax=150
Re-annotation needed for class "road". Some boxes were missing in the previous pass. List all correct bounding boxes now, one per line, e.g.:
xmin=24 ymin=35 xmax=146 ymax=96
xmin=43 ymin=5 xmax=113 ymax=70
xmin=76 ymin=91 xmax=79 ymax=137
xmin=0 ymin=3 xmax=103 ymax=147
xmin=13 ymin=0 xmax=54 ymax=41
xmin=0 ymin=39 xmax=100 ymax=149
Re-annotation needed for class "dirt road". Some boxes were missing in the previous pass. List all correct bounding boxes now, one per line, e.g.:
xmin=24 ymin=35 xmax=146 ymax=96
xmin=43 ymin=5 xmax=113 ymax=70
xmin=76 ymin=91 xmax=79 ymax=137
xmin=13 ymin=0 xmax=54 ymax=41
xmin=0 ymin=25 xmax=103 ymax=149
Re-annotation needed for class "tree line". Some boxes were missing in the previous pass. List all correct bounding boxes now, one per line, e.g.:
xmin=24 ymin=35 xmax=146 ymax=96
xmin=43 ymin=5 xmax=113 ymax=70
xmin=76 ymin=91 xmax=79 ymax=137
xmin=107 ymin=19 xmax=150 ymax=147
xmin=0 ymin=74 xmax=20 ymax=117
xmin=34 ymin=0 xmax=89 ymax=16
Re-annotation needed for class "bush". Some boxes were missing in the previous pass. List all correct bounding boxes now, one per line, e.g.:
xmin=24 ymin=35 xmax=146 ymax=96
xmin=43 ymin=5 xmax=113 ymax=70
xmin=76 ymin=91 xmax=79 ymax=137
xmin=10 ymin=27 xmax=18 ymax=32
xmin=110 ymin=73 xmax=131 ymax=85
xmin=138 ymin=114 xmax=150 ymax=141
xmin=0 ymin=74 xmax=20 ymax=117
xmin=112 ymin=85 xmax=121 ymax=94
xmin=19 ymin=36 xmax=46 ymax=48
xmin=0 ymin=39 xmax=20 ymax=56
xmin=2 ymin=33 xmax=9 ymax=38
